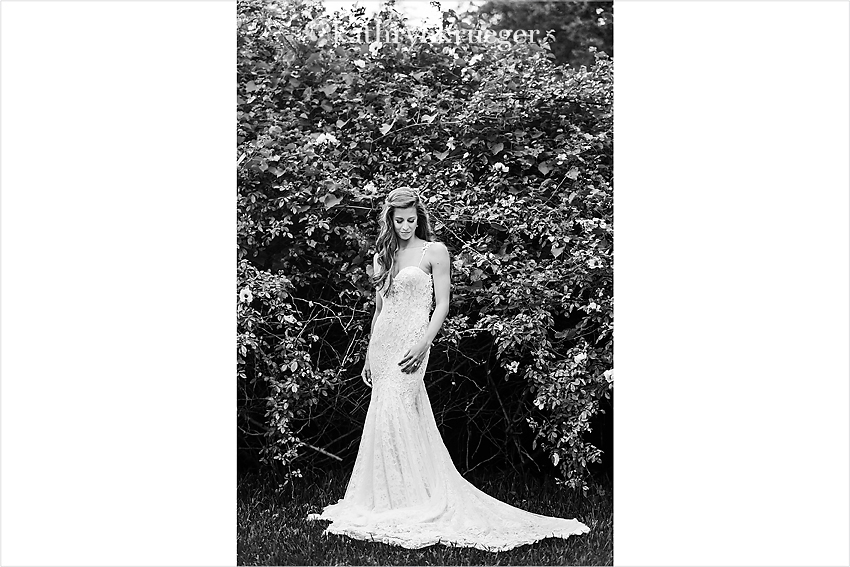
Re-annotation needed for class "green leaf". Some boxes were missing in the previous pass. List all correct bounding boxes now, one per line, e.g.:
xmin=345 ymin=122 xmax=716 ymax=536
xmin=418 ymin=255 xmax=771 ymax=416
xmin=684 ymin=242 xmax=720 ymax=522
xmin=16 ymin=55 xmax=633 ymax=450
xmin=489 ymin=142 xmax=504 ymax=155
xmin=538 ymin=162 xmax=551 ymax=175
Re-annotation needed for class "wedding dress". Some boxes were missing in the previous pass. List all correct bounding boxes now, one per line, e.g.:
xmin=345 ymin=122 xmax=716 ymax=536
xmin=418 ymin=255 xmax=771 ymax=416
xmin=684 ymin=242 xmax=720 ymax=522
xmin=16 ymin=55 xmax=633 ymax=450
xmin=307 ymin=242 xmax=590 ymax=551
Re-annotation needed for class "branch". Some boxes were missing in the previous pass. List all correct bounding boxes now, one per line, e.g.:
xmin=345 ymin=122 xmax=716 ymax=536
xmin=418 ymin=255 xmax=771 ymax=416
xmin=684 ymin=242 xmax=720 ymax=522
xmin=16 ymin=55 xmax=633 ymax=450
xmin=300 ymin=442 xmax=343 ymax=462
xmin=371 ymin=120 xmax=463 ymax=143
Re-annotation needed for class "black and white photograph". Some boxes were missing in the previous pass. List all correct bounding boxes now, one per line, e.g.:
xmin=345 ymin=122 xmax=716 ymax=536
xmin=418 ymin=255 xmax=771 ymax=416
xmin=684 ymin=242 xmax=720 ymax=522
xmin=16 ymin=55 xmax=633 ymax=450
xmin=2 ymin=1 xmax=848 ymax=566
xmin=237 ymin=0 xmax=613 ymax=564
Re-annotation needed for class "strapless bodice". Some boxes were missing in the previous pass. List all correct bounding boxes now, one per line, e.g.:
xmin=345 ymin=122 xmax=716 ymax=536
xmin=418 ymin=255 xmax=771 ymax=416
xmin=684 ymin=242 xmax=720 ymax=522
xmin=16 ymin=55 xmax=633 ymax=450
xmin=379 ymin=265 xmax=434 ymax=316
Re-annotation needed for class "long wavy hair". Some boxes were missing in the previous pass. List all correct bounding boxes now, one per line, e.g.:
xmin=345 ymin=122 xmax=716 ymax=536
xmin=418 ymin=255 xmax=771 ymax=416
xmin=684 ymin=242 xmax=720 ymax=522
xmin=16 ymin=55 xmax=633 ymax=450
xmin=371 ymin=187 xmax=435 ymax=295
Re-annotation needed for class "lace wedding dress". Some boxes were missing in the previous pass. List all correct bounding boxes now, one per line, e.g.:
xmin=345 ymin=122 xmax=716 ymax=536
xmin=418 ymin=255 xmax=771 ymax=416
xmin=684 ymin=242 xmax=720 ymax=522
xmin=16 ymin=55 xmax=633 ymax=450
xmin=307 ymin=242 xmax=590 ymax=551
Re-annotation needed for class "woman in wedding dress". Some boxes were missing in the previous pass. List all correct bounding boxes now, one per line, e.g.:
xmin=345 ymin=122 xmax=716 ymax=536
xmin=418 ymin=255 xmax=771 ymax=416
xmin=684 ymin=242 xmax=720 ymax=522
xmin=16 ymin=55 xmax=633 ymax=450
xmin=307 ymin=187 xmax=590 ymax=551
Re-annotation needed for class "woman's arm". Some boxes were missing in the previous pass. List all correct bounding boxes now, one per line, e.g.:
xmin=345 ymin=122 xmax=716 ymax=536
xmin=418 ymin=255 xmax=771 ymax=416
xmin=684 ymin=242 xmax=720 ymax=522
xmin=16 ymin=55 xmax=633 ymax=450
xmin=422 ymin=242 xmax=451 ymax=346
xmin=362 ymin=254 xmax=384 ymax=386
xmin=370 ymin=253 xmax=383 ymax=335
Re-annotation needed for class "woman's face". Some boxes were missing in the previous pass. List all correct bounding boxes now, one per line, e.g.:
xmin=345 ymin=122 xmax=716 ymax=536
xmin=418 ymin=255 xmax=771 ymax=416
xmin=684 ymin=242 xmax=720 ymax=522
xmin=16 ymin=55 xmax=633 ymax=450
xmin=392 ymin=206 xmax=418 ymax=241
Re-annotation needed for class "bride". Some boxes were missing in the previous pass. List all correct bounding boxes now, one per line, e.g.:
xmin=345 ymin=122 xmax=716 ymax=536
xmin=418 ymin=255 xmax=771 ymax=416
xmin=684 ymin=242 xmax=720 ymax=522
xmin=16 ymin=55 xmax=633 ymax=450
xmin=307 ymin=187 xmax=590 ymax=551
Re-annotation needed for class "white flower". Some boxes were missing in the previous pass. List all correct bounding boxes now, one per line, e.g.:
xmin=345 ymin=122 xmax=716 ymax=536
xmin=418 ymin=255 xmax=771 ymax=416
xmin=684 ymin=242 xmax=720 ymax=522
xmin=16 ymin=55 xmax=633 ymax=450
xmin=369 ymin=41 xmax=383 ymax=56
xmin=556 ymin=153 xmax=568 ymax=162
xmin=589 ymin=301 xmax=598 ymax=310
xmin=446 ymin=136 xmax=456 ymax=150
xmin=308 ymin=17 xmax=331 ymax=37
xmin=574 ymin=352 xmax=587 ymax=363
xmin=469 ymin=53 xmax=484 ymax=66
xmin=315 ymin=133 xmax=339 ymax=146
xmin=353 ymin=59 xmax=365 ymax=68
xmin=491 ymin=162 xmax=509 ymax=173
xmin=603 ymin=369 xmax=614 ymax=383
xmin=239 ymin=287 xmax=253 ymax=303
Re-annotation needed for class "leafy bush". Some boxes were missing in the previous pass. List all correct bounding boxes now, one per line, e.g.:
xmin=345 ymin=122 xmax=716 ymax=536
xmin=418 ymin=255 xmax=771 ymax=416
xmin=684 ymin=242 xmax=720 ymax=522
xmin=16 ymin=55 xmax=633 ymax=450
xmin=466 ymin=1 xmax=613 ymax=68
xmin=237 ymin=0 xmax=612 ymax=492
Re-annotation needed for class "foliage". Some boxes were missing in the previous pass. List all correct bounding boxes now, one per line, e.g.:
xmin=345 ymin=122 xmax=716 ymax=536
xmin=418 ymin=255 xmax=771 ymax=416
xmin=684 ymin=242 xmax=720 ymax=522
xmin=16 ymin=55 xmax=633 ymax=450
xmin=463 ymin=1 xmax=613 ymax=68
xmin=237 ymin=0 xmax=613 ymax=492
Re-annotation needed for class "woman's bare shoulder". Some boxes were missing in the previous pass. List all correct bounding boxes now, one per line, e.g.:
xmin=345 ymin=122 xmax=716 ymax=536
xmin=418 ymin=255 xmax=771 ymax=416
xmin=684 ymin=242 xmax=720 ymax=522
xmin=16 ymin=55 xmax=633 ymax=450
xmin=425 ymin=241 xmax=450 ymax=264
xmin=426 ymin=240 xmax=449 ymax=253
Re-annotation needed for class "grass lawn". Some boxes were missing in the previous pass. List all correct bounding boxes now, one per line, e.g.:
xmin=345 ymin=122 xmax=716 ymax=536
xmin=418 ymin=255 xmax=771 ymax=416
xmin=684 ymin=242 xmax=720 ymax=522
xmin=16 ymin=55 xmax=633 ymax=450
xmin=238 ymin=466 xmax=612 ymax=565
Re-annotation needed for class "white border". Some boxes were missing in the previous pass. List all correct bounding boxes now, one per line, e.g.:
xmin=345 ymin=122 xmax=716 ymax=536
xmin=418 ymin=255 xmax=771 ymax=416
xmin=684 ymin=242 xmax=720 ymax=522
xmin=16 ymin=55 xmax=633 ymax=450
xmin=1 ymin=1 xmax=235 ymax=565
xmin=615 ymin=1 xmax=849 ymax=565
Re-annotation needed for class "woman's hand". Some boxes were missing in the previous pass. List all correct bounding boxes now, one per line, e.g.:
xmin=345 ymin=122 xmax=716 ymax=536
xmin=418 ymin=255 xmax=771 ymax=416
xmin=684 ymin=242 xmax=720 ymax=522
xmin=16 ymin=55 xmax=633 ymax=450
xmin=361 ymin=359 xmax=372 ymax=387
xmin=399 ymin=339 xmax=430 ymax=373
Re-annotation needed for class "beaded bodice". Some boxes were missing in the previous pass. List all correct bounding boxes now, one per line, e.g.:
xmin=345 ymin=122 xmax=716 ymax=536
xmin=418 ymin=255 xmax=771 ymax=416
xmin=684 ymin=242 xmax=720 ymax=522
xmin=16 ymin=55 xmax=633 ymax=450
xmin=380 ymin=265 xmax=434 ymax=316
